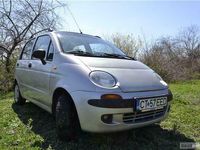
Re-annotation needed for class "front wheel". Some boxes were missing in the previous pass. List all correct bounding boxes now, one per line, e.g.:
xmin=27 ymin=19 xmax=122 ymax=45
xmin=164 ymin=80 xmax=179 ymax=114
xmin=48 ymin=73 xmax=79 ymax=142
xmin=55 ymin=94 xmax=80 ymax=141
xmin=14 ymin=83 xmax=26 ymax=105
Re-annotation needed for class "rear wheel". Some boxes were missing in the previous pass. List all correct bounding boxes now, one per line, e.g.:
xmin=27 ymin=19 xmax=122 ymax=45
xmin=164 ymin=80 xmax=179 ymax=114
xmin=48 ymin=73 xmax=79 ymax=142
xmin=55 ymin=94 xmax=80 ymax=141
xmin=14 ymin=84 xmax=26 ymax=105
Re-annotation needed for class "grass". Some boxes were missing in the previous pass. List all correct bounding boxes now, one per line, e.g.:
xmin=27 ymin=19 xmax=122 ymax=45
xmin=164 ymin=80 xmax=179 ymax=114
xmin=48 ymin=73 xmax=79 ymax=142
xmin=0 ymin=80 xmax=200 ymax=150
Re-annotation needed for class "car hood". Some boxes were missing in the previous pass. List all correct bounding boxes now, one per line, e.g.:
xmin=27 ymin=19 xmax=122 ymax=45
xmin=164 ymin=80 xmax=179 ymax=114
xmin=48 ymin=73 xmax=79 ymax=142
xmin=77 ymin=56 xmax=167 ymax=92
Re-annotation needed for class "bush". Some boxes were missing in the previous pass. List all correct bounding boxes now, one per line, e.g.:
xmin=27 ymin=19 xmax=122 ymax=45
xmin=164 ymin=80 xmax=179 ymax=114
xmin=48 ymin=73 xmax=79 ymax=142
xmin=140 ymin=26 xmax=200 ymax=82
xmin=0 ymin=57 xmax=17 ymax=93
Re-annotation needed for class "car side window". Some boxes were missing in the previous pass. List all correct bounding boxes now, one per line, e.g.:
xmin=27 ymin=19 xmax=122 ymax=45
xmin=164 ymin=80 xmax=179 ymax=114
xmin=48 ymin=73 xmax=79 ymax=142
xmin=46 ymin=41 xmax=54 ymax=61
xmin=32 ymin=35 xmax=51 ymax=59
xmin=21 ymin=39 xmax=35 ymax=60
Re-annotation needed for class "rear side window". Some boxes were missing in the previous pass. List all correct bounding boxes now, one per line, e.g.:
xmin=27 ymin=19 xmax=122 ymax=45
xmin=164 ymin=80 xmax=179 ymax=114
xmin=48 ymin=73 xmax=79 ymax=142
xmin=21 ymin=39 xmax=35 ymax=60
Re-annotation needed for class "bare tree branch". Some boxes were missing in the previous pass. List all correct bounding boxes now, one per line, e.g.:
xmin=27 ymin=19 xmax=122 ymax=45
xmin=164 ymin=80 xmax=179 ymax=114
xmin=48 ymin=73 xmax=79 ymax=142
xmin=0 ymin=0 xmax=64 ymax=73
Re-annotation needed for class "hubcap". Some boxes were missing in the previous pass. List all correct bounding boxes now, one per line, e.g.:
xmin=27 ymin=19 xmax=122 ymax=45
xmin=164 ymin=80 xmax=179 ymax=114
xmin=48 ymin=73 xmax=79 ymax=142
xmin=14 ymin=85 xmax=19 ymax=102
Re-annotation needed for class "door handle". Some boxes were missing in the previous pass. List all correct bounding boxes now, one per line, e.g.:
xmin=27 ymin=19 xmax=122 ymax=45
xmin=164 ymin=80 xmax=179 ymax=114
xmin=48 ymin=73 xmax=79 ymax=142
xmin=28 ymin=63 xmax=32 ymax=68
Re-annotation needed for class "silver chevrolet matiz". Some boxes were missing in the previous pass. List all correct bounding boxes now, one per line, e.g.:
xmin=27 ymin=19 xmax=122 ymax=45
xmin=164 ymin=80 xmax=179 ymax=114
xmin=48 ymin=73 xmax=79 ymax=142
xmin=14 ymin=31 xmax=173 ymax=140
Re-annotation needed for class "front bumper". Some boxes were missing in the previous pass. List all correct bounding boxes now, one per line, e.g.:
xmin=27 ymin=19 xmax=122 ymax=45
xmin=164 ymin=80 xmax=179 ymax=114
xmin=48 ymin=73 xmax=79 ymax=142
xmin=70 ymin=89 xmax=172 ymax=133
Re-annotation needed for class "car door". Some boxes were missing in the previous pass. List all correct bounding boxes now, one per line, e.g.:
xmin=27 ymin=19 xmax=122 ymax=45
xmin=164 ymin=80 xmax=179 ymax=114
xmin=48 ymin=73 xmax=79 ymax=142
xmin=28 ymin=35 xmax=54 ymax=107
xmin=15 ymin=39 xmax=35 ymax=99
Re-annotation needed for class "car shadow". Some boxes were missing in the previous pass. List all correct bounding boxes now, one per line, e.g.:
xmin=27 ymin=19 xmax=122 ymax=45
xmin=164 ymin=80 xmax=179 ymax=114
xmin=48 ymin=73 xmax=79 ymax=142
xmin=12 ymin=102 xmax=194 ymax=150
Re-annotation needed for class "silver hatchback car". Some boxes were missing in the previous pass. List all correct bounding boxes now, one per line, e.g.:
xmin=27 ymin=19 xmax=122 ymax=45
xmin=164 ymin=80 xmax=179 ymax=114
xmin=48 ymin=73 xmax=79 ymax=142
xmin=14 ymin=31 xmax=173 ymax=140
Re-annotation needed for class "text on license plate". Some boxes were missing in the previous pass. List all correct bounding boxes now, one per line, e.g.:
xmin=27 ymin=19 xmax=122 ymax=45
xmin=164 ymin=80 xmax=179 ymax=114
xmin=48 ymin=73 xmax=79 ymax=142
xmin=136 ymin=97 xmax=167 ymax=111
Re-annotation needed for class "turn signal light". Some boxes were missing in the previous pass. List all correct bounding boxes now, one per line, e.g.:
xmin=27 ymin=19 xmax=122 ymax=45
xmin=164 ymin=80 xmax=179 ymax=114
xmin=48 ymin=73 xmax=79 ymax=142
xmin=101 ymin=94 xmax=122 ymax=100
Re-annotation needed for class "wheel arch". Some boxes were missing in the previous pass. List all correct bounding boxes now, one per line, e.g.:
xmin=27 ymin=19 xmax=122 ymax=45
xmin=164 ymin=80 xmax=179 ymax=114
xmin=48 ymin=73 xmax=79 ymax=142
xmin=52 ymin=87 xmax=78 ymax=118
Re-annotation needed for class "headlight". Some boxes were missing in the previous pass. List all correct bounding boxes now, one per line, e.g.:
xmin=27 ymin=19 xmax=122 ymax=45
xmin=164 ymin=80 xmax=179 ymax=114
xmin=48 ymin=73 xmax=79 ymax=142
xmin=89 ymin=71 xmax=117 ymax=88
xmin=160 ymin=80 xmax=168 ymax=86
xmin=154 ymin=73 xmax=168 ymax=87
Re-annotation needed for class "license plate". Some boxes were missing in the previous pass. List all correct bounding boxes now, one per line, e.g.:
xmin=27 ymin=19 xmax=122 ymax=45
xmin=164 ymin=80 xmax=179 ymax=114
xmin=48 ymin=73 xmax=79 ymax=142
xmin=136 ymin=97 xmax=167 ymax=112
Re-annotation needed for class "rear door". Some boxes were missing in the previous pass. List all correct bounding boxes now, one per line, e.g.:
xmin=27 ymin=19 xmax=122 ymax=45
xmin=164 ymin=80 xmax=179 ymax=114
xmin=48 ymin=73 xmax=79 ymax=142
xmin=15 ymin=39 xmax=35 ymax=99
xmin=28 ymin=35 xmax=54 ymax=106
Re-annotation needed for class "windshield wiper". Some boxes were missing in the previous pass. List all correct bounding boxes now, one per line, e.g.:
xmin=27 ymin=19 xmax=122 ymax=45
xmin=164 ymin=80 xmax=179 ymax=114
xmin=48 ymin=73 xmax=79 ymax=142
xmin=66 ymin=51 xmax=135 ymax=59
xmin=101 ymin=53 xmax=135 ymax=60
xmin=66 ymin=50 xmax=94 ymax=56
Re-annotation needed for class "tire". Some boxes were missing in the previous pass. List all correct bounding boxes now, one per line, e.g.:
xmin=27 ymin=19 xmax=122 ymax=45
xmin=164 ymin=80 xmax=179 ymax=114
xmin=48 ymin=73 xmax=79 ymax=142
xmin=14 ymin=83 xmax=26 ymax=105
xmin=55 ymin=94 xmax=80 ymax=141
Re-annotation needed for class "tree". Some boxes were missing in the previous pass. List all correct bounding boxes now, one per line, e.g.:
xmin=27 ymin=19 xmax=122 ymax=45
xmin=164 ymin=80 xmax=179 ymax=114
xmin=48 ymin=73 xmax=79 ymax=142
xmin=176 ymin=25 xmax=200 ymax=59
xmin=140 ymin=25 xmax=200 ymax=82
xmin=110 ymin=33 xmax=142 ymax=58
xmin=176 ymin=25 xmax=200 ymax=74
xmin=0 ymin=0 xmax=64 ymax=73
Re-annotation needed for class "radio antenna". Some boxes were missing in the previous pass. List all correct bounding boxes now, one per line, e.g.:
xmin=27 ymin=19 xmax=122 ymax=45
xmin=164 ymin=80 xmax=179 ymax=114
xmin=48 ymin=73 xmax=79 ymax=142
xmin=66 ymin=5 xmax=83 ymax=34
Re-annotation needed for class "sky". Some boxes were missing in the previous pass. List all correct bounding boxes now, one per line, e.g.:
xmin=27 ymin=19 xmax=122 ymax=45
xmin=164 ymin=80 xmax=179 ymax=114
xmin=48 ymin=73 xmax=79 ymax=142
xmin=58 ymin=1 xmax=200 ymax=40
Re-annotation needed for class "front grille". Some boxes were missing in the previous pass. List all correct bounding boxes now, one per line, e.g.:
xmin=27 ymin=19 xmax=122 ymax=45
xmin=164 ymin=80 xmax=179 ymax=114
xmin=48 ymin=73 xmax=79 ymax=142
xmin=123 ymin=108 xmax=166 ymax=124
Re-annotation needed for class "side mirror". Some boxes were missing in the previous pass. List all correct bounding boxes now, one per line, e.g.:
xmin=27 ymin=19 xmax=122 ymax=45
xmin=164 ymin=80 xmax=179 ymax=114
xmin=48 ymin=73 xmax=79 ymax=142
xmin=32 ymin=49 xmax=46 ymax=64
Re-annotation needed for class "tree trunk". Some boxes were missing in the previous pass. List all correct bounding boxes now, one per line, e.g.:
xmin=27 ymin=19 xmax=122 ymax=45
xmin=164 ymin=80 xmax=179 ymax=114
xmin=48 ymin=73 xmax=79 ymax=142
xmin=5 ymin=52 xmax=11 ymax=73
xmin=5 ymin=41 xmax=18 ymax=73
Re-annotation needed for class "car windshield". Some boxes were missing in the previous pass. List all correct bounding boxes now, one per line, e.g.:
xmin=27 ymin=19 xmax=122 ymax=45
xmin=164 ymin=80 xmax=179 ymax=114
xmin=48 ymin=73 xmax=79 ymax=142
xmin=56 ymin=33 xmax=131 ymax=59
